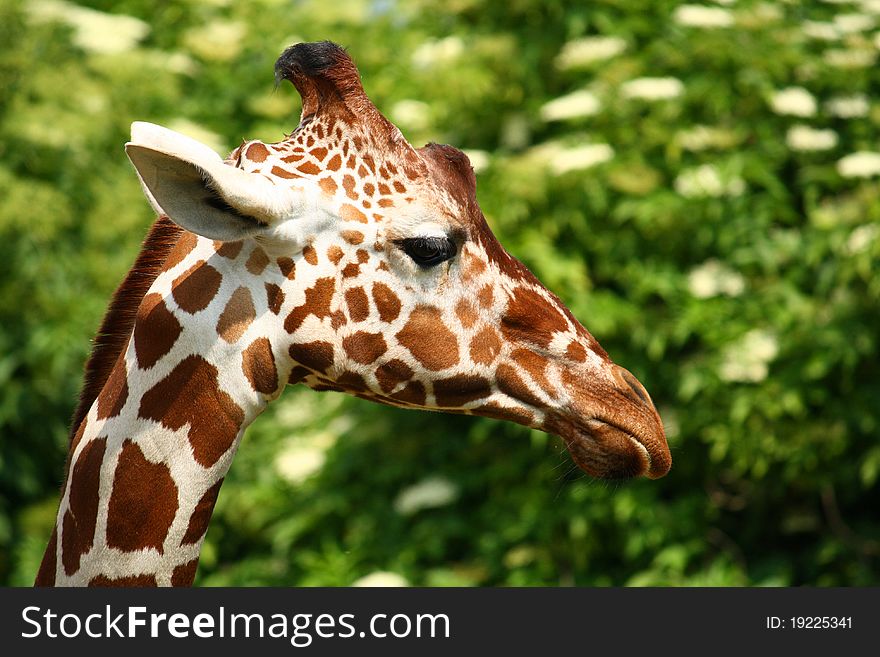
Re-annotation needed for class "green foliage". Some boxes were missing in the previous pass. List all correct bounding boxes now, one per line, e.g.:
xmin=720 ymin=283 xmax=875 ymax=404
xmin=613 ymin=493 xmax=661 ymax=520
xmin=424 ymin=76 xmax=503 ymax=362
xmin=1 ymin=0 xmax=878 ymax=586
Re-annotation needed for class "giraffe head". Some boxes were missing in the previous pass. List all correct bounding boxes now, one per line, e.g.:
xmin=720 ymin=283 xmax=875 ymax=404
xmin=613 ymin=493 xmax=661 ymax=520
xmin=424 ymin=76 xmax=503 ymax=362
xmin=125 ymin=41 xmax=670 ymax=480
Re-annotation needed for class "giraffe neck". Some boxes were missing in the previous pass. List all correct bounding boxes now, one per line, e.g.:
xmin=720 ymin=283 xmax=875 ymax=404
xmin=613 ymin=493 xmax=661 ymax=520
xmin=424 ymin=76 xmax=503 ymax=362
xmin=38 ymin=233 xmax=289 ymax=586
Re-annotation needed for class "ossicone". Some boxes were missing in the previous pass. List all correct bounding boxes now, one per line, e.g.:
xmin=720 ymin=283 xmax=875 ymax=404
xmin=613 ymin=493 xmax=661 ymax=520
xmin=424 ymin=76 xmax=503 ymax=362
xmin=274 ymin=41 xmax=368 ymax=117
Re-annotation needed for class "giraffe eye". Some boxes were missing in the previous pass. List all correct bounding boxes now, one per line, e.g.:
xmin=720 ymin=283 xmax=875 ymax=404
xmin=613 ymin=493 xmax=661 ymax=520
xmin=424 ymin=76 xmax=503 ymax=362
xmin=396 ymin=236 xmax=457 ymax=268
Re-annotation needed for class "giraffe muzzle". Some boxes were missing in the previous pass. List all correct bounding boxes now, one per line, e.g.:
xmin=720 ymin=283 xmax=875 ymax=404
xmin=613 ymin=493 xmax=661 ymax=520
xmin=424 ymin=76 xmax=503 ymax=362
xmin=548 ymin=365 xmax=671 ymax=480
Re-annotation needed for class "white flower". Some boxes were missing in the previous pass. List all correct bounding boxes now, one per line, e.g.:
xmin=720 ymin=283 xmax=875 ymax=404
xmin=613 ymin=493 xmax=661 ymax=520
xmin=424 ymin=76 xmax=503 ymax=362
xmin=27 ymin=0 xmax=149 ymax=54
xmin=166 ymin=119 xmax=228 ymax=155
xmin=845 ymin=224 xmax=880 ymax=254
xmin=674 ymin=5 xmax=735 ymax=28
xmin=274 ymin=446 xmax=325 ymax=484
xmin=688 ymin=259 xmax=746 ymax=298
xmin=833 ymin=13 xmax=875 ymax=33
xmin=393 ymin=477 xmax=458 ymax=516
xmin=411 ymin=36 xmax=464 ymax=70
xmin=539 ymin=90 xmax=601 ymax=121
xmin=390 ymin=99 xmax=431 ymax=131
xmin=719 ymin=330 xmax=779 ymax=383
xmin=674 ymin=164 xmax=745 ymax=198
xmin=677 ymin=125 xmax=739 ymax=151
xmin=786 ymin=125 xmax=838 ymax=152
xmin=554 ymin=36 xmax=627 ymax=70
xmin=547 ymin=143 xmax=615 ymax=174
xmin=837 ymin=151 xmax=880 ymax=178
xmin=621 ymin=77 xmax=685 ymax=101
xmin=825 ymin=95 xmax=870 ymax=118
xmin=769 ymin=87 xmax=817 ymax=117
xmin=824 ymin=48 xmax=877 ymax=68
xmin=352 ymin=572 xmax=409 ymax=587
xmin=801 ymin=21 xmax=841 ymax=41
xmin=862 ymin=0 xmax=880 ymax=14
xmin=183 ymin=20 xmax=246 ymax=62
xmin=462 ymin=149 xmax=490 ymax=174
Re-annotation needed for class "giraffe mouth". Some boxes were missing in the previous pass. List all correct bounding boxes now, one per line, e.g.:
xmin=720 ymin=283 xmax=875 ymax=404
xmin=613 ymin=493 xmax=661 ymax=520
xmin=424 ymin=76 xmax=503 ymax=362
xmin=551 ymin=415 xmax=670 ymax=480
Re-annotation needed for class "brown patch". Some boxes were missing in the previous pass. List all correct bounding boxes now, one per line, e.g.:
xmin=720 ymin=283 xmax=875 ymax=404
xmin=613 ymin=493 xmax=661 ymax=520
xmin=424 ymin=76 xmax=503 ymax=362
xmin=96 ymin=355 xmax=128 ymax=420
xmin=478 ymin=285 xmax=494 ymax=308
xmin=356 ymin=249 xmax=369 ymax=263
xmin=61 ymin=437 xmax=106 ymax=576
xmin=342 ymin=175 xmax=358 ymax=200
xmin=135 ymin=293 xmax=183 ymax=369
xmin=289 ymin=341 xmax=334 ymax=373
xmin=319 ymin=177 xmax=338 ymax=195
xmin=338 ymin=370 xmax=369 ymax=393
xmin=395 ymin=306 xmax=459 ymax=370
xmin=469 ymin=327 xmax=503 ymax=365
xmin=164 ymin=231 xmax=199 ymax=271
xmin=378 ymin=261 xmax=390 ymax=272
xmin=265 ymin=283 xmax=285 ymax=315
xmin=181 ymin=479 xmax=224 ymax=546
xmin=35 ymin=527 xmax=58 ymax=586
xmin=464 ymin=251 xmax=488 ymax=277
xmin=89 ymin=574 xmax=158 ymax=587
xmin=277 ymin=257 xmax=296 ymax=279
xmin=501 ymin=287 xmax=569 ymax=348
xmin=297 ymin=161 xmax=321 ymax=176
xmin=455 ymin=300 xmax=479 ymax=328
xmin=106 ymin=440 xmax=178 ymax=554
xmin=375 ymin=359 xmax=413 ymax=393
xmin=342 ymin=331 xmax=387 ymax=364
xmin=303 ymin=245 xmax=319 ymax=265
xmin=327 ymin=245 xmax=345 ymax=265
xmin=331 ymin=310 xmax=347 ymax=329
xmin=340 ymin=204 xmax=368 ymax=223
xmin=271 ymin=165 xmax=299 ymax=179
xmin=512 ymin=348 xmax=551 ymax=391
xmin=242 ymin=337 xmax=278 ymax=394
xmin=391 ymin=380 xmax=426 ymax=405
xmin=246 ymin=142 xmax=269 ymax=162
xmin=215 ymin=240 xmax=244 ymax=259
xmin=433 ymin=375 xmax=492 ymax=407
xmin=139 ymin=356 xmax=244 ymax=468
xmin=393 ymin=181 xmax=407 ymax=193
xmin=378 ymin=198 xmax=394 ymax=208
xmin=245 ymin=247 xmax=270 ymax=275
xmin=284 ymin=277 xmax=335 ymax=333
xmin=327 ymin=154 xmax=342 ymax=171
xmin=282 ymin=153 xmax=303 ymax=163
xmin=171 ymin=559 xmax=200 ymax=587
xmin=371 ymin=283 xmax=401 ymax=322
xmin=363 ymin=182 xmax=375 ymax=196
xmin=70 ymin=218 xmax=183 ymax=441
xmin=345 ymin=287 xmax=370 ymax=322
xmin=378 ymin=182 xmax=391 ymax=195
xmin=216 ymin=286 xmax=256 ymax=343
xmin=309 ymin=147 xmax=328 ymax=161
xmin=342 ymin=230 xmax=364 ymax=245
xmin=473 ymin=402 xmax=535 ymax=427
xmin=566 ymin=341 xmax=587 ymax=363
xmin=342 ymin=263 xmax=360 ymax=278
xmin=172 ymin=261 xmax=222 ymax=314
xmin=496 ymin=363 xmax=546 ymax=409
xmin=288 ymin=366 xmax=311 ymax=385
xmin=358 ymin=164 xmax=368 ymax=178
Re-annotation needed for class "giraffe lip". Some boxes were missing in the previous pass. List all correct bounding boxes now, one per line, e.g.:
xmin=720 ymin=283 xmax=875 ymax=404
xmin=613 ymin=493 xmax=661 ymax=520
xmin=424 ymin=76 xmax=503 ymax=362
xmin=555 ymin=416 xmax=670 ymax=480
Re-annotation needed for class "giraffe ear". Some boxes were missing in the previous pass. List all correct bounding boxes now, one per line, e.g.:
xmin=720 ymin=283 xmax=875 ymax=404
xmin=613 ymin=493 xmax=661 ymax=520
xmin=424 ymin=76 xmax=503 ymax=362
xmin=125 ymin=122 xmax=305 ymax=242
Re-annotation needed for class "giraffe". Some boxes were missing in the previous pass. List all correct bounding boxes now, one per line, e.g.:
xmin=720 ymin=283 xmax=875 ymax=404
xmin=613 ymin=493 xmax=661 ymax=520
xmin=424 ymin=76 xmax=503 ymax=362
xmin=35 ymin=41 xmax=671 ymax=587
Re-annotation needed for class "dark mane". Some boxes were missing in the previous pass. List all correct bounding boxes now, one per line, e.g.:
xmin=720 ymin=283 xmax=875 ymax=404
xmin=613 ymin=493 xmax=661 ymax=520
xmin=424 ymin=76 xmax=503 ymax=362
xmin=69 ymin=216 xmax=183 ymax=438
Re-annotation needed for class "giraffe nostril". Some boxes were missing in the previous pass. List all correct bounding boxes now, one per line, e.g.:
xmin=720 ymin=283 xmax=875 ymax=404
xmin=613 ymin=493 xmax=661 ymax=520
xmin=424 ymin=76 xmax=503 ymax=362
xmin=617 ymin=366 xmax=651 ymax=407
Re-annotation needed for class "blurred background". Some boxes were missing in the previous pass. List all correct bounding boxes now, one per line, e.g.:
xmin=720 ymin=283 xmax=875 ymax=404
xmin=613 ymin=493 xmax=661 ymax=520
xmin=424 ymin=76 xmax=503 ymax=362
xmin=1 ymin=0 xmax=879 ymax=586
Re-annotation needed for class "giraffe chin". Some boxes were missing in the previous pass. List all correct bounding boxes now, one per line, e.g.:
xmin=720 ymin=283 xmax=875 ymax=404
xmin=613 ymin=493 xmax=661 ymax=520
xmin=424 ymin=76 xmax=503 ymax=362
xmin=556 ymin=418 xmax=671 ymax=481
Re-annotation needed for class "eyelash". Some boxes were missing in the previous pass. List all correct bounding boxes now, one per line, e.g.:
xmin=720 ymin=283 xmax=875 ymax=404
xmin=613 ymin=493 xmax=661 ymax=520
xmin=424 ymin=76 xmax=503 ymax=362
xmin=395 ymin=236 xmax=457 ymax=268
